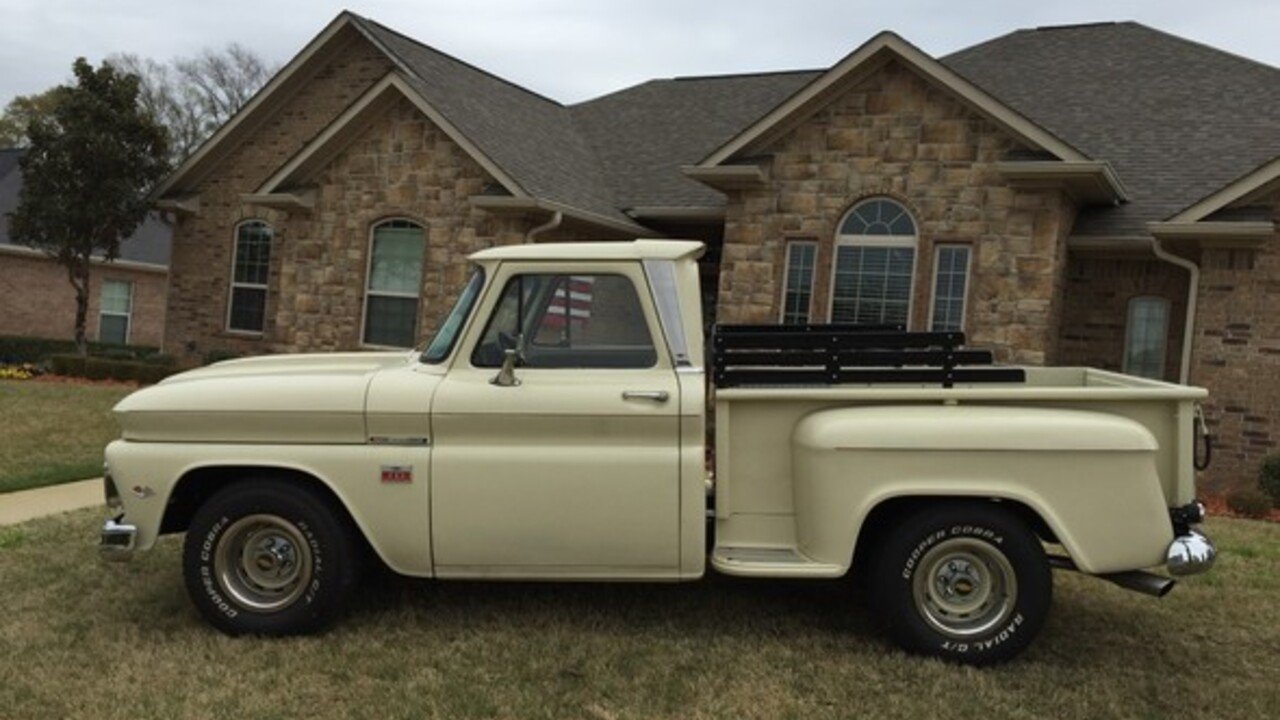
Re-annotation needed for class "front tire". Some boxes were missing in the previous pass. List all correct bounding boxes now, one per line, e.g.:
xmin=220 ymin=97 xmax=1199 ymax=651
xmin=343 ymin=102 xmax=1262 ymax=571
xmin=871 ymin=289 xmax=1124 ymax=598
xmin=868 ymin=502 xmax=1051 ymax=665
xmin=182 ymin=479 xmax=361 ymax=635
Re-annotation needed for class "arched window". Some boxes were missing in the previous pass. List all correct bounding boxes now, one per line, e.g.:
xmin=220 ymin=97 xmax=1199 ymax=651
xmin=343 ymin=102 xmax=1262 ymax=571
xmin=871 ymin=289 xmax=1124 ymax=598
xmin=363 ymin=219 xmax=426 ymax=348
xmin=829 ymin=198 xmax=918 ymax=327
xmin=227 ymin=220 xmax=272 ymax=333
xmin=1124 ymin=296 xmax=1170 ymax=379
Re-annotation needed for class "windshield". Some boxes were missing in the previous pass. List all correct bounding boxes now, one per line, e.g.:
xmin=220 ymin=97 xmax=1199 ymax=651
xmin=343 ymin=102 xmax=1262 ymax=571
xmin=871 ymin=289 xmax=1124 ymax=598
xmin=420 ymin=268 xmax=485 ymax=364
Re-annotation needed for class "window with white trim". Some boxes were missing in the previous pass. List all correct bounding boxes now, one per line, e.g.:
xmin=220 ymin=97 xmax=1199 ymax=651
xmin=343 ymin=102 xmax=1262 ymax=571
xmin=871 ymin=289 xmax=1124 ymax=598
xmin=829 ymin=198 xmax=917 ymax=327
xmin=228 ymin=220 xmax=272 ymax=333
xmin=363 ymin=219 xmax=425 ymax=348
xmin=780 ymin=241 xmax=817 ymax=324
xmin=1123 ymin=296 xmax=1169 ymax=379
xmin=98 ymin=279 xmax=132 ymax=344
xmin=929 ymin=245 xmax=971 ymax=331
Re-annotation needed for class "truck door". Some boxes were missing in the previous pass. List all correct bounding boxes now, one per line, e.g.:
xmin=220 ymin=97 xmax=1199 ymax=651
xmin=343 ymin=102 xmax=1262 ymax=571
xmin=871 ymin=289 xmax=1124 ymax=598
xmin=430 ymin=262 xmax=682 ymax=577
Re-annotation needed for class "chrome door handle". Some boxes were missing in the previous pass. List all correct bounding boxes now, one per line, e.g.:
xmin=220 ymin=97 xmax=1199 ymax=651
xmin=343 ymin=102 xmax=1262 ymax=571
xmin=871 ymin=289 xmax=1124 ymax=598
xmin=622 ymin=390 xmax=670 ymax=402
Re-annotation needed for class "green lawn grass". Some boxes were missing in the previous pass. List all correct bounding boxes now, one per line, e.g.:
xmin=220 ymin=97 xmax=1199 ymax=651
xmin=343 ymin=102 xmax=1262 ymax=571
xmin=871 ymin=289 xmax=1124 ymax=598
xmin=0 ymin=380 xmax=133 ymax=493
xmin=0 ymin=511 xmax=1277 ymax=719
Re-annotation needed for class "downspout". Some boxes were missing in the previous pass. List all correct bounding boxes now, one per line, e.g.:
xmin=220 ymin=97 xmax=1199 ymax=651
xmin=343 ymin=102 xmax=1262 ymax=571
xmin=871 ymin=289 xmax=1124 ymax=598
xmin=524 ymin=210 xmax=563 ymax=244
xmin=1150 ymin=237 xmax=1199 ymax=384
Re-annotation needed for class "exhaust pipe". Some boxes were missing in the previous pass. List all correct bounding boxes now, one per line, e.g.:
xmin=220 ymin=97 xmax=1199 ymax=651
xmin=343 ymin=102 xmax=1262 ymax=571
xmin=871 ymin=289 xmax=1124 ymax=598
xmin=1047 ymin=556 xmax=1176 ymax=598
xmin=1098 ymin=571 xmax=1177 ymax=598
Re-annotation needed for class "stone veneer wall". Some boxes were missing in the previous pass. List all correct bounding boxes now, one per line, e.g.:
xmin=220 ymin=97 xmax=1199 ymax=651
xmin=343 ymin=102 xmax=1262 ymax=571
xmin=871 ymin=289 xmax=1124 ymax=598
xmin=715 ymin=60 xmax=1075 ymax=364
xmin=1190 ymin=194 xmax=1280 ymax=491
xmin=164 ymin=36 xmax=395 ymax=361
xmin=272 ymin=96 xmax=528 ymax=351
xmin=1058 ymin=255 xmax=1189 ymax=382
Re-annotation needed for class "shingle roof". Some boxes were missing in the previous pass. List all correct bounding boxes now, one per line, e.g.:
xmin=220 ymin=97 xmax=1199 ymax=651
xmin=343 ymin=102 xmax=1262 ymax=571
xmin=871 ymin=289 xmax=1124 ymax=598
xmin=569 ymin=71 xmax=820 ymax=210
xmin=360 ymin=18 xmax=1280 ymax=237
xmin=943 ymin=21 xmax=1280 ymax=235
xmin=0 ymin=148 xmax=172 ymax=265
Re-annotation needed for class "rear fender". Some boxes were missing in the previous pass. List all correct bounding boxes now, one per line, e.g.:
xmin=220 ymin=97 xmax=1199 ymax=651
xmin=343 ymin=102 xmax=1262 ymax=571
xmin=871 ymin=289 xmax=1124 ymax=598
xmin=791 ymin=405 xmax=1174 ymax=574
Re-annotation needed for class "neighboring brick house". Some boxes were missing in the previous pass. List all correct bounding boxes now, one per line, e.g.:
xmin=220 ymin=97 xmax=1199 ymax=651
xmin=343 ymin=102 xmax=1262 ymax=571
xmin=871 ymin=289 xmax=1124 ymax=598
xmin=0 ymin=148 xmax=171 ymax=347
xmin=151 ymin=13 xmax=1280 ymax=491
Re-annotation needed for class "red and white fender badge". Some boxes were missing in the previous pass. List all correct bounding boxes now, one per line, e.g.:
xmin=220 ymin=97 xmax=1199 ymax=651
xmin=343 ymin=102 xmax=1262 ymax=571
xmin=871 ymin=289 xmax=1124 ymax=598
xmin=380 ymin=465 xmax=413 ymax=483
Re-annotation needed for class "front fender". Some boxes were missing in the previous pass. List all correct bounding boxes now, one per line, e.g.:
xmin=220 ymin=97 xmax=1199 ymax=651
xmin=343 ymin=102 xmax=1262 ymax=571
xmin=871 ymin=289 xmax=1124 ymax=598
xmin=104 ymin=439 xmax=433 ymax=577
xmin=791 ymin=405 xmax=1174 ymax=574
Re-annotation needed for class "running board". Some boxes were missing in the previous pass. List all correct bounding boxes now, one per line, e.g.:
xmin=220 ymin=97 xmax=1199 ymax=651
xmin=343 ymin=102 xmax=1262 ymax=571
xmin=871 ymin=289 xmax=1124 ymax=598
xmin=711 ymin=546 xmax=844 ymax=578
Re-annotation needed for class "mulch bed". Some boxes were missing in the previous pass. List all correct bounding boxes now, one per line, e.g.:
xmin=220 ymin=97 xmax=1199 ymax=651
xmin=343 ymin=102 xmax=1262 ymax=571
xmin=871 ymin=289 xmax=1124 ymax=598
xmin=1203 ymin=493 xmax=1280 ymax=523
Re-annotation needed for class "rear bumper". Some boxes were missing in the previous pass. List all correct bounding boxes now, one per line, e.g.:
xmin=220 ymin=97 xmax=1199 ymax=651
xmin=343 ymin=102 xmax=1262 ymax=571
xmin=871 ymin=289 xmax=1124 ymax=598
xmin=99 ymin=517 xmax=137 ymax=562
xmin=1167 ymin=528 xmax=1215 ymax=576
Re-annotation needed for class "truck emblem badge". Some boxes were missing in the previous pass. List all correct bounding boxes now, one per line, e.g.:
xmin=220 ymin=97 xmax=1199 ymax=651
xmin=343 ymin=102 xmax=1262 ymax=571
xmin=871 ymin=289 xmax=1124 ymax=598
xmin=380 ymin=465 xmax=413 ymax=483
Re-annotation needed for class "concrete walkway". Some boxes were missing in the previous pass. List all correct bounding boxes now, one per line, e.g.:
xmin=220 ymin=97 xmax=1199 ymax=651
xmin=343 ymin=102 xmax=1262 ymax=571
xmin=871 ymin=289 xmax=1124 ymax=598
xmin=0 ymin=478 xmax=102 ymax=526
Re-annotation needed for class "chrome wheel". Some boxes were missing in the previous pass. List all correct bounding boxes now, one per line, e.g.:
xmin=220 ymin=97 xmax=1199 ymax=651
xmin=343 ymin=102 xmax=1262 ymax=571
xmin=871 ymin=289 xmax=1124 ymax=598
xmin=911 ymin=538 xmax=1017 ymax=639
xmin=214 ymin=514 xmax=313 ymax=613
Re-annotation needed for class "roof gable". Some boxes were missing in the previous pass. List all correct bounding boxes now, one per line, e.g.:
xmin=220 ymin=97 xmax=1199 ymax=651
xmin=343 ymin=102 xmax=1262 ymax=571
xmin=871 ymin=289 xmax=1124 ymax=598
xmin=254 ymin=72 xmax=525 ymax=198
xmin=694 ymin=31 xmax=1089 ymax=169
xmin=152 ymin=13 xmax=373 ymax=199
xmin=347 ymin=16 xmax=634 ymax=229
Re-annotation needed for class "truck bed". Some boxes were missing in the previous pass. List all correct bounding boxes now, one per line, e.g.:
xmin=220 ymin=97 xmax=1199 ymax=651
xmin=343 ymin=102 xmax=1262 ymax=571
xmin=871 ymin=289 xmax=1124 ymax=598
xmin=712 ymin=360 xmax=1206 ymax=577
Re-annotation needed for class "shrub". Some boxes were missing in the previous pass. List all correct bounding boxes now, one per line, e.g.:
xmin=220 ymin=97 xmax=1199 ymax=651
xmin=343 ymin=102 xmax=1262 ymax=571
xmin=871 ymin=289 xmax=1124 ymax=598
xmin=1259 ymin=455 xmax=1280 ymax=508
xmin=144 ymin=353 xmax=176 ymax=367
xmin=49 ymin=353 xmax=177 ymax=385
xmin=0 ymin=335 xmax=158 ymax=364
xmin=1226 ymin=487 xmax=1272 ymax=519
xmin=50 ymin=354 xmax=88 ymax=377
xmin=203 ymin=348 xmax=242 ymax=365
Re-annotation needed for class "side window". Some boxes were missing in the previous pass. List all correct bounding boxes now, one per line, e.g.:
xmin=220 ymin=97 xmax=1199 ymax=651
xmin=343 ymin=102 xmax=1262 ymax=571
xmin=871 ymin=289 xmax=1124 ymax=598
xmin=363 ymin=220 xmax=426 ymax=348
xmin=472 ymin=273 xmax=657 ymax=369
xmin=1123 ymin=296 xmax=1169 ymax=379
xmin=98 ymin=279 xmax=133 ymax=344
xmin=780 ymin=241 xmax=816 ymax=324
xmin=228 ymin=220 xmax=272 ymax=333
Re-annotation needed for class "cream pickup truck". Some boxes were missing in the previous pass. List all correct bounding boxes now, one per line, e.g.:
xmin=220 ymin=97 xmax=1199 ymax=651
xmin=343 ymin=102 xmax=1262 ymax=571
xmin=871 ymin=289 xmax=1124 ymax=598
xmin=101 ymin=240 xmax=1215 ymax=664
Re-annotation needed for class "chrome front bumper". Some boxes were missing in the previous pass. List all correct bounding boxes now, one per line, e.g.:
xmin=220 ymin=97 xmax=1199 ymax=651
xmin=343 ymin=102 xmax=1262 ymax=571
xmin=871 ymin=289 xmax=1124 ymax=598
xmin=100 ymin=517 xmax=138 ymax=562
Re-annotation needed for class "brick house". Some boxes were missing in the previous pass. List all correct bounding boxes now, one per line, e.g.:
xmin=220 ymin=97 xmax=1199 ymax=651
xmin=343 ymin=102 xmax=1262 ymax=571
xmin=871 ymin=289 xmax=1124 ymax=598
xmin=151 ymin=13 xmax=1280 ymax=491
xmin=0 ymin=148 xmax=171 ymax=347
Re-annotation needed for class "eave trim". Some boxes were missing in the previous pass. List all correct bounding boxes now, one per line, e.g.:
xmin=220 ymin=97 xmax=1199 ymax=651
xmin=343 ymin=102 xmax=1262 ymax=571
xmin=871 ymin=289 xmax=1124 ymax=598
xmin=995 ymin=160 xmax=1129 ymax=204
xmin=680 ymin=164 xmax=768 ymax=189
xmin=1146 ymin=220 xmax=1275 ymax=243
xmin=469 ymin=196 xmax=652 ymax=237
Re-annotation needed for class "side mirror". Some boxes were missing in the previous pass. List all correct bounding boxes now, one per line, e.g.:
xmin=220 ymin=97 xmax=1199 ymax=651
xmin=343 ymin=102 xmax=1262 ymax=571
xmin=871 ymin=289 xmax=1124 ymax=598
xmin=491 ymin=348 xmax=521 ymax=387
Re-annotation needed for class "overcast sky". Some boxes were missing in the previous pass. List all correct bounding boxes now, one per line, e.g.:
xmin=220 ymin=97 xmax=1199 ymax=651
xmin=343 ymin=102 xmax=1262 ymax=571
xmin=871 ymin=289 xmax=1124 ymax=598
xmin=2 ymin=0 xmax=1277 ymax=105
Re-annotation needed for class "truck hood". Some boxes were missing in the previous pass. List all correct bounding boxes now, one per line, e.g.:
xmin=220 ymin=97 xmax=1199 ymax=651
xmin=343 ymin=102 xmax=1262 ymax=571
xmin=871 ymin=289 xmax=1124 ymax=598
xmin=114 ymin=352 xmax=413 ymax=443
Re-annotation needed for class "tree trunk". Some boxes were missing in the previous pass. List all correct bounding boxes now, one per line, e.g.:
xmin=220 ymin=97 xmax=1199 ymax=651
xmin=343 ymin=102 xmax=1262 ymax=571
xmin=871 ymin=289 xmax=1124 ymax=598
xmin=68 ymin=257 xmax=91 ymax=356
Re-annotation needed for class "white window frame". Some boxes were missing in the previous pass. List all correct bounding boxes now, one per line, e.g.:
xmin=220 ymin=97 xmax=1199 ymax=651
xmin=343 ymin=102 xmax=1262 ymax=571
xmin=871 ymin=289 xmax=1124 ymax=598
xmin=826 ymin=200 xmax=919 ymax=328
xmin=1122 ymin=295 xmax=1170 ymax=379
xmin=98 ymin=278 xmax=133 ymax=344
xmin=225 ymin=219 xmax=272 ymax=335
xmin=360 ymin=218 xmax=426 ymax=349
xmin=778 ymin=240 xmax=818 ymax=324
xmin=928 ymin=243 xmax=972 ymax=332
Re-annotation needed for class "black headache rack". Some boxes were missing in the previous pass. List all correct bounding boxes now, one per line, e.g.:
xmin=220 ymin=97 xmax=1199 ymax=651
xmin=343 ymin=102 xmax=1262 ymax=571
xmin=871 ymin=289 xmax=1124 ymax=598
xmin=711 ymin=323 xmax=1026 ymax=389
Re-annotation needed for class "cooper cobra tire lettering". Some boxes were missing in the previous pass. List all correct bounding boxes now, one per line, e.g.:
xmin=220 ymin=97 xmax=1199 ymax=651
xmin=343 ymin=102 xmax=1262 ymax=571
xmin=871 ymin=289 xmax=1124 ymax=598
xmin=868 ymin=502 xmax=1052 ymax=666
xmin=182 ymin=478 xmax=362 ymax=636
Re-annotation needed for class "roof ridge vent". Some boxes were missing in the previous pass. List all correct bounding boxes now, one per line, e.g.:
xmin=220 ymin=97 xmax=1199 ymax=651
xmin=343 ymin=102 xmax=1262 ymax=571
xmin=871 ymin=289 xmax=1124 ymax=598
xmin=1032 ymin=21 xmax=1122 ymax=32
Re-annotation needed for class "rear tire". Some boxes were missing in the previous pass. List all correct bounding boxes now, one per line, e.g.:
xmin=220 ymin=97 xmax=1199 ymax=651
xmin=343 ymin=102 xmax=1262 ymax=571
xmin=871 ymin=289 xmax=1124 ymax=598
xmin=182 ymin=479 xmax=361 ymax=635
xmin=867 ymin=502 xmax=1051 ymax=665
